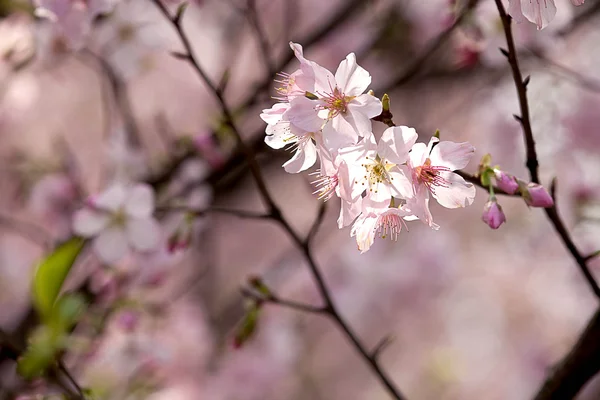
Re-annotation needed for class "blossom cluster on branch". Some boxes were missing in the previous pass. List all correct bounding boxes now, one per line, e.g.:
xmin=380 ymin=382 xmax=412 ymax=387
xmin=261 ymin=43 xmax=478 ymax=252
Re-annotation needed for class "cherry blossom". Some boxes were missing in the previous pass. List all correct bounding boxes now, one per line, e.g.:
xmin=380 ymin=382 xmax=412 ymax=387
xmin=260 ymin=101 xmax=324 ymax=173
xmin=351 ymin=206 xmax=413 ymax=253
xmin=404 ymin=136 xmax=476 ymax=226
xmin=284 ymin=42 xmax=382 ymax=150
xmin=339 ymin=126 xmax=416 ymax=209
xmin=73 ymin=183 xmax=161 ymax=264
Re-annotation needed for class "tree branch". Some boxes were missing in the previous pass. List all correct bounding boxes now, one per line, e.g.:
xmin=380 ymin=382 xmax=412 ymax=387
xmin=151 ymin=2 xmax=408 ymax=399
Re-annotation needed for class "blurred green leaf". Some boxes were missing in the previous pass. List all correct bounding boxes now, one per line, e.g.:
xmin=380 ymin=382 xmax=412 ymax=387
xmin=49 ymin=293 xmax=87 ymax=335
xmin=33 ymin=238 xmax=85 ymax=320
xmin=16 ymin=326 xmax=58 ymax=379
xmin=233 ymin=302 xmax=261 ymax=349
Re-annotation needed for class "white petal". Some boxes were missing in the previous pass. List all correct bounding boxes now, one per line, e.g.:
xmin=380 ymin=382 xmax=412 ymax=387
xmin=323 ymin=117 xmax=360 ymax=151
xmin=431 ymin=172 xmax=476 ymax=209
xmin=260 ymin=103 xmax=288 ymax=125
xmin=507 ymin=0 xmax=526 ymax=23
xmin=429 ymin=141 xmax=475 ymax=171
xmin=345 ymin=104 xmax=376 ymax=136
xmin=265 ymin=123 xmax=295 ymax=149
xmin=72 ymin=208 xmax=110 ymax=237
xmin=286 ymin=97 xmax=324 ymax=132
xmin=350 ymin=94 xmax=382 ymax=119
xmin=378 ymin=126 xmax=418 ymax=165
xmin=408 ymin=142 xmax=428 ymax=168
xmin=93 ymin=183 xmax=127 ymax=212
xmin=126 ymin=217 xmax=161 ymax=252
xmin=93 ymin=227 xmax=129 ymax=264
xmin=351 ymin=214 xmax=377 ymax=253
xmin=388 ymin=169 xmax=414 ymax=199
xmin=338 ymin=197 xmax=362 ymax=229
xmin=124 ymin=184 xmax=155 ymax=218
xmin=283 ymin=139 xmax=318 ymax=173
xmin=334 ymin=53 xmax=371 ymax=96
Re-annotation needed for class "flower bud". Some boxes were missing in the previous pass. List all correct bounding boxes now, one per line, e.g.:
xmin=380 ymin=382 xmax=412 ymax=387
xmin=482 ymin=199 xmax=506 ymax=229
xmin=494 ymin=169 xmax=519 ymax=194
xmin=523 ymin=183 xmax=554 ymax=208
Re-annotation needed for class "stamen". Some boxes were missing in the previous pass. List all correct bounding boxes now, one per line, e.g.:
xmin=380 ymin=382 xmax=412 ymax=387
xmin=311 ymin=170 xmax=338 ymax=201
xmin=414 ymin=158 xmax=451 ymax=194
xmin=375 ymin=212 xmax=406 ymax=241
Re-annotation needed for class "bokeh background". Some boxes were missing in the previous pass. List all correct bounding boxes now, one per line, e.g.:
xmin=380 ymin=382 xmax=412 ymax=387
xmin=2 ymin=0 xmax=600 ymax=399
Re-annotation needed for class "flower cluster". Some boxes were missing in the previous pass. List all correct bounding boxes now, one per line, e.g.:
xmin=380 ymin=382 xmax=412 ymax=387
xmin=261 ymin=43 xmax=477 ymax=252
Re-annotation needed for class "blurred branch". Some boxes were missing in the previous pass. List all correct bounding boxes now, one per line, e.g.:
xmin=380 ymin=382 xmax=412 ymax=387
xmin=527 ymin=48 xmax=600 ymax=94
xmin=151 ymin=2 xmax=408 ymax=399
xmin=77 ymin=50 xmax=141 ymax=147
xmin=533 ymin=309 xmax=600 ymax=400
xmin=0 ymin=214 xmax=53 ymax=250
xmin=380 ymin=0 xmax=480 ymax=92
xmin=558 ymin=0 xmax=600 ymax=36
xmin=245 ymin=0 xmax=276 ymax=77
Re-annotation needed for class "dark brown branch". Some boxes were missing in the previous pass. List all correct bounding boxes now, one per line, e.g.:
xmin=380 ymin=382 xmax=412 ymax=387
xmin=533 ymin=309 xmax=600 ymax=400
xmin=151 ymin=2 xmax=408 ymax=399
xmin=494 ymin=0 xmax=600 ymax=300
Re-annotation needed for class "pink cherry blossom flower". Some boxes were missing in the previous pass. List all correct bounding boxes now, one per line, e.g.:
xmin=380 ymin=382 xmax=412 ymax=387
xmin=351 ymin=206 xmax=413 ymax=253
xmin=523 ymin=182 xmax=554 ymax=208
xmin=482 ymin=199 xmax=506 ymax=229
xmin=285 ymin=42 xmax=382 ymax=150
xmin=494 ymin=169 xmax=519 ymax=194
xmin=260 ymin=101 xmax=325 ymax=173
xmin=340 ymin=126 xmax=417 ymax=210
xmin=73 ymin=183 xmax=161 ymax=264
xmin=404 ymin=136 xmax=476 ymax=226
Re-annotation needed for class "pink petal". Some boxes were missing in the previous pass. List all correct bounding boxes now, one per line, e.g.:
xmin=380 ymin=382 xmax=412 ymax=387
xmin=408 ymin=143 xmax=428 ymax=168
xmin=379 ymin=126 xmax=418 ymax=165
xmin=286 ymin=96 xmax=324 ymax=133
xmin=429 ymin=141 xmax=475 ymax=171
xmin=93 ymin=183 xmax=127 ymax=212
xmin=283 ymin=138 xmax=318 ymax=173
xmin=125 ymin=184 xmax=155 ymax=218
xmin=337 ymin=197 xmax=362 ymax=229
xmin=349 ymin=94 xmax=382 ymax=119
xmin=334 ymin=53 xmax=371 ymax=96
xmin=389 ymin=169 xmax=413 ymax=199
xmin=431 ymin=172 xmax=476 ymax=209
xmin=72 ymin=208 xmax=110 ymax=237
xmin=93 ymin=227 xmax=129 ymax=264
xmin=126 ymin=217 xmax=161 ymax=252
xmin=520 ymin=0 xmax=557 ymax=29
xmin=260 ymin=103 xmax=288 ymax=125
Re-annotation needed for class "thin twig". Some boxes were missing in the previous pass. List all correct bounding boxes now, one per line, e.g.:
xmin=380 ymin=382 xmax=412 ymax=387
xmin=151 ymin=3 xmax=407 ymax=399
xmin=241 ymin=288 xmax=327 ymax=315
xmin=58 ymin=361 xmax=86 ymax=399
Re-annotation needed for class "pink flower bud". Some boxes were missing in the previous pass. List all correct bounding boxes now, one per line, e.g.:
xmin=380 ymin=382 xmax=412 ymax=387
xmin=482 ymin=200 xmax=506 ymax=229
xmin=494 ymin=170 xmax=519 ymax=194
xmin=524 ymin=183 xmax=554 ymax=208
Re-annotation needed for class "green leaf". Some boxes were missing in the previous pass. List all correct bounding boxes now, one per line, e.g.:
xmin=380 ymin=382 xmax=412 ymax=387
xmin=16 ymin=326 xmax=58 ymax=379
xmin=233 ymin=303 xmax=261 ymax=349
xmin=49 ymin=293 xmax=87 ymax=335
xmin=33 ymin=238 xmax=85 ymax=320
